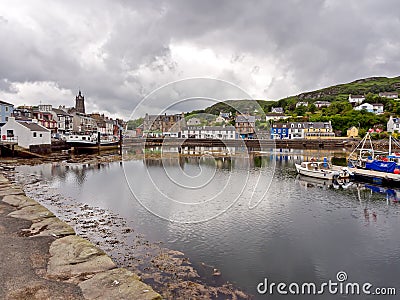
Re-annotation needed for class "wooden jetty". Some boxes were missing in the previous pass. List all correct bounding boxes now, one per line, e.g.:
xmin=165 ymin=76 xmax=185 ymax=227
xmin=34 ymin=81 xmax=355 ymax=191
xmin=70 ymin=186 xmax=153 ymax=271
xmin=348 ymin=167 xmax=400 ymax=187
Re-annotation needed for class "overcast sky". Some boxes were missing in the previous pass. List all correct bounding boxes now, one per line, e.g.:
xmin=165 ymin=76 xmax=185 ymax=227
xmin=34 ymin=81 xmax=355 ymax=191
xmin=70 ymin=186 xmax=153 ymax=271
xmin=0 ymin=0 xmax=399 ymax=119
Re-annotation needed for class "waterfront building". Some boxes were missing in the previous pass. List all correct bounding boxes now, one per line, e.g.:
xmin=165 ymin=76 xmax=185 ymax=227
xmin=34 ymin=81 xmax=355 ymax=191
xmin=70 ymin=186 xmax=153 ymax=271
xmin=33 ymin=105 xmax=58 ymax=133
xmin=379 ymin=92 xmax=398 ymax=99
xmin=181 ymin=125 xmax=236 ymax=139
xmin=143 ymin=113 xmax=185 ymax=137
xmin=347 ymin=126 xmax=359 ymax=138
xmin=348 ymin=94 xmax=365 ymax=105
xmin=270 ymin=121 xmax=334 ymax=139
xmin=235 ymin=114 xmax=255 ymax=139
xmin=0 ymin=100 xmax=14 ymax=126
xmin=13 ymin=106 xmax=33 ymax=121
xmin=1 ymin=117 xmax=51 ymax=149
xmin=270 ymin=123 xmax=290 ymax=139
xmin=303 ymin=121 xmax=335 ymax=139
xmin=90 ymin=113 xmax=115 ymax=135
xmin=52 ymin=107 xmax=73 ymax=135
xmin=71 ymin=112 xmax=97 ymax=133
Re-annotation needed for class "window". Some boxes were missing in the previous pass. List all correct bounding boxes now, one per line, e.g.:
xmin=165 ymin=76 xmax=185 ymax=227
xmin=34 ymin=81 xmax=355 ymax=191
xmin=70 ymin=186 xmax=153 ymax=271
xmin=39 ymin=134 xmax=42 ymax=137
xmin=5 ymin=106 xmax=8 ymax=112
xmin=6 ymin=130 xmax=13 ymax=137
xmin=33 ymin=132 xmax=37 ymax=137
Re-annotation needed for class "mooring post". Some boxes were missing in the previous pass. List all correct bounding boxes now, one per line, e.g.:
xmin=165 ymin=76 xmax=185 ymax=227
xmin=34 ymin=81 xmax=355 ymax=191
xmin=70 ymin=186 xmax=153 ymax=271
xmin=97 ymin=132 xmax=101 ymax=155
xmin=119 ymin=129 xmax=123 ymax=155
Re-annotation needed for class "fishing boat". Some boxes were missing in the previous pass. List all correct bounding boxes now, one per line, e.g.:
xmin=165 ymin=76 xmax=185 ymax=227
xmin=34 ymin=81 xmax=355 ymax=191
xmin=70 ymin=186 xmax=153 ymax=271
xmin=65 ymin=132 xmax=120 ymax=149
xmin=295 ymin=159 xmax=350 ymax=180
xmin=347 ymin=132 xmax=400 ymax=186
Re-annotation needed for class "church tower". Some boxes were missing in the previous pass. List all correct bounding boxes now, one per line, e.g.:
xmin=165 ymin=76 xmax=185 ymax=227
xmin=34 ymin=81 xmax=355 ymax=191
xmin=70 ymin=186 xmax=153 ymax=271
xmin=75 ymin=90 xmax=86 ymax=114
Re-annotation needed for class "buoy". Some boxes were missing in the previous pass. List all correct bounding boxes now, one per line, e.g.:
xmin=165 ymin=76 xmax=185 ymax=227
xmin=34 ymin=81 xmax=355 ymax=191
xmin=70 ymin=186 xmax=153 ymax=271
xmin=394 ymin=169 xmax=400 ymax=174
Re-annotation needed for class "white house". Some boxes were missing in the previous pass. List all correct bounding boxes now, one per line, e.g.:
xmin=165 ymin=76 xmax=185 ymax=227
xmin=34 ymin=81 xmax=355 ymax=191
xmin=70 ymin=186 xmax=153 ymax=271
xmin=314 ymin=101 xmax=331 ymax=108
xmin=354 ymin=103 xmax=384 ymax=114
xmin=348 ymin=94 xmax=365 ymax=105
xmin=379 ymin=92 xmax=398 ymax=99
xmin=296 ymin=102 xmax=308 ymax=108
xmin=265 ymin=113 xmax=289 ymax=122
xmin=372 ymin=103 xmax=384 ymax=114
xmin=181 ymin=125 xmax=236 ymax=139
xmin=1 ymin=117 xmax=51 ymax=149
xmin=387 ymin=116 xmax=400 ymax=133
xmin=271 ymin=107 xmax=284 ymax=113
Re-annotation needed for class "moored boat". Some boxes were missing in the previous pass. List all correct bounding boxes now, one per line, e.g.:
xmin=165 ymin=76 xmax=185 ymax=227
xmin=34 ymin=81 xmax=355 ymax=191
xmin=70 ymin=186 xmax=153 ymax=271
xmin=65 ymin=132 xmax=120 ymax=149
xmin=295 ymin=160 xmax=350 ymax=180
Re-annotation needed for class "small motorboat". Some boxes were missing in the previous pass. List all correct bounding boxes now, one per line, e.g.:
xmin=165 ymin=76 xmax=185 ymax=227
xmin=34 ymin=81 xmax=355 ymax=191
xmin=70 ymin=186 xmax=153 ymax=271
xmin=295 ymin=160 xmax=350 ymax=180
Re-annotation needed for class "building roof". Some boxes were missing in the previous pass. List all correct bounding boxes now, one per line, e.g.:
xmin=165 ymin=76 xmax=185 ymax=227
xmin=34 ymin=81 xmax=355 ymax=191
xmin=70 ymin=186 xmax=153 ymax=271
xmin=0 ymin=100 xmax=14 ymax=106
xmin=18 ymin=121 xmax=49 ymax=132
xmin=53 ymin=108 xmax=72 ymax=116
xmin=235 ymin=115 xmax=255 ymax=123
xmin=272 ymin=122 xmax=332 ymax=129
xmin=372 ymin=103 xmax=384 ymax=107
xmin=14 ymin=115 xmax=32 ymax=121
xmin=379 ymin=92 xmax=398 ymax=96
xmin=349 ymin=94 xmax=365 ymax=98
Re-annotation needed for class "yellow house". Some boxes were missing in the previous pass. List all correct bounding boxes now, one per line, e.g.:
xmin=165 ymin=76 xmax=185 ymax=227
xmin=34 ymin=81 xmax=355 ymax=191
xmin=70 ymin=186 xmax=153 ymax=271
xmin=304 ymin=122 xmax=335 ymax=139
xmin=347 ymin=126 xmax=358 ymax=138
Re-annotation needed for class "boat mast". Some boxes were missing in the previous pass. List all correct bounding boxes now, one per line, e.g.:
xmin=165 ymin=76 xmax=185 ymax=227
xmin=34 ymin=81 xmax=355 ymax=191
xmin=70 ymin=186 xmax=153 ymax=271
xmin=389 ymin=134 xmax=392 ymax=156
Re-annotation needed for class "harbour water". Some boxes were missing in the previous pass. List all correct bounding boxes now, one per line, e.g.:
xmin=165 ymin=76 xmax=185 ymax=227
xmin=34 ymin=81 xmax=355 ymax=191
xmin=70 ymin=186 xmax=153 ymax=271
xmin=15 ymin=148 xmax=400 ymax=299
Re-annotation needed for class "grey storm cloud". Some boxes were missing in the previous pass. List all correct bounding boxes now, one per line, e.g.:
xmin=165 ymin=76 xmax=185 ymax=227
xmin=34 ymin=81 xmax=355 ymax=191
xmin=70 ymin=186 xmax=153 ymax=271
xmin=0 ymin=0 xmax=399 ymax=118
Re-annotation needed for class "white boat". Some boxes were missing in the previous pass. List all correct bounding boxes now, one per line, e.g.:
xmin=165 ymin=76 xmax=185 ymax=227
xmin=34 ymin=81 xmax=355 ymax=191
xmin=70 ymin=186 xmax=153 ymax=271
xmin=65 ymin=132 xmax=120 ymax=148
xmin=295 ymin=161 xmax=349 ymax=180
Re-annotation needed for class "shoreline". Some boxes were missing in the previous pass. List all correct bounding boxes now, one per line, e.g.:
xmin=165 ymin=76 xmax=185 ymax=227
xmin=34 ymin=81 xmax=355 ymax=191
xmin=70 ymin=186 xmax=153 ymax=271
xmin=6 ymin=161 xmax=252 ymax=299
xmin=0 ymin=172 xmax=161 ymax=299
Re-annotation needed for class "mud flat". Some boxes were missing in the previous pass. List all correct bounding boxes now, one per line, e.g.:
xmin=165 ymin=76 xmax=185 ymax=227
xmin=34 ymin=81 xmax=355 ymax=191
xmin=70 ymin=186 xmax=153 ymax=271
xmin=0 ymin=173 xmax=161 ymax=300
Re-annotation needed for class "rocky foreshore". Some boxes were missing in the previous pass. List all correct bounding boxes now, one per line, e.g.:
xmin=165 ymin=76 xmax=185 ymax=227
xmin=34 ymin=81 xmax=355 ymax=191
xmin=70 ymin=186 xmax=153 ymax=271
xmin=0 ymin=173 xmax=161 ymax=299
xmin=4 ymin=161 xmax=253 ymax=300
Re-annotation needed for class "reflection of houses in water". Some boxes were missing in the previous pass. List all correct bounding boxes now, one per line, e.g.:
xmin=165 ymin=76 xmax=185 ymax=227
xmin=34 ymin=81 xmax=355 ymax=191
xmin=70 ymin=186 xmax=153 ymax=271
xmin=181 ymin=146 xmax=236 ymax=156
xmin=142 ymin=156 xmax=233 ymax=170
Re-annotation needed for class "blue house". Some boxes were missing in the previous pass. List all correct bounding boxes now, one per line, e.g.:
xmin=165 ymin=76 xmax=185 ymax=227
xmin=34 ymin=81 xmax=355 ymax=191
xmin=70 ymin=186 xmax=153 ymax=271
xmin=0 ymin=100 xmax=14 ymax=126
xmin=270 ymin=123 xmax=289 ymax=139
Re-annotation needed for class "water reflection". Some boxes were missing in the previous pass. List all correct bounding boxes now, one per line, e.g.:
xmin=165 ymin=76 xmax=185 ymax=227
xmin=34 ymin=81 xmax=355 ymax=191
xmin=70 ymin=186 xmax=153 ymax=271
xmin=15 ymin=147 xmax=400 ymax=300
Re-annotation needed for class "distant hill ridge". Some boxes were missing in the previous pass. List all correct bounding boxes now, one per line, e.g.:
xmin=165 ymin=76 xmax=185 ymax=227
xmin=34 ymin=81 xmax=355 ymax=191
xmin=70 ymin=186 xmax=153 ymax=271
xmin=295 ymin=76 xmax=400 ymax=100
xmin=197 ymin=76 xmax=400 ymax=115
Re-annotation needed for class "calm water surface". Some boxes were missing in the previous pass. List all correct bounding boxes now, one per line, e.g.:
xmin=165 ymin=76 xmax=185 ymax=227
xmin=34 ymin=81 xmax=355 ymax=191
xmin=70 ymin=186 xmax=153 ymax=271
xmin=17 ymin=149 xmax=400 ymax=299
